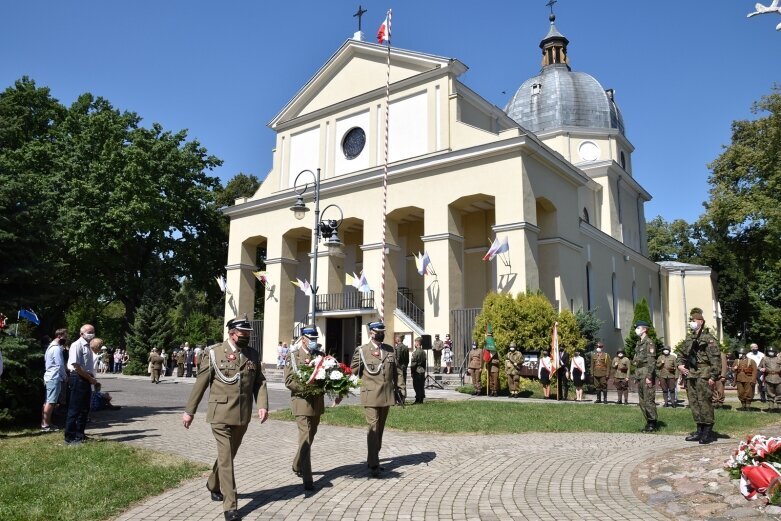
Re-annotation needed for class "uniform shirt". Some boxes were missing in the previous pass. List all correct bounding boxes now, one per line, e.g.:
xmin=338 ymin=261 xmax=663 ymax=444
xmin=612 ymin=356 xmax=631 ymax=379
xmin=410 ymin=348 xmax=427 ymax=374
xmin=506 ymin=351 xmax=523 ymax=375
xmin=68 ymin=337 xmax=94 ymax=375
xmin=284 ymin=342 xmax=325 ymax=416
xmin=591 ymin=352 xmax=611 ymax=377
xmin=350 ymin=340 xmax=406 ymax=407
xmin=44 ymin=341 xmax=66 ymax=382
xmin=679 ymin=329 xmax=721 ymax=380
xmin=656 ymin=354 xmax=678 ymax=379
xmin=395 ymin=342 xmax=409 ymax=367
xmin=747 ymin=350 xmax=765 ymax=368
xmin=759 ymin=356 xmax=781 ymax=384
xmin=734 ymin=358 xmax=758 ymax=383
xmin=432 ymin=339 xmax=444 ymax=352
xmin=633 ymin=336 xmax=656 ymax=380
xmin=467 ymin=348 xmax=483 ymax=370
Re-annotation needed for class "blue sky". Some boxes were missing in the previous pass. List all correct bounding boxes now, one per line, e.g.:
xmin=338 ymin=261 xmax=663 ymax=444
xmin=2 ymin=1 xmax=778 ymax=223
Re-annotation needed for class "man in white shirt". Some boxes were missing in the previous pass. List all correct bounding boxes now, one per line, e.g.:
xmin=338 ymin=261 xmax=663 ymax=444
xmin=64 ymin=324 xmax=98 ymax=445
xmin=747 ymin=343 xmax=766 ymax=402
xmin=42 ymin=329 xmax=68 ymax=431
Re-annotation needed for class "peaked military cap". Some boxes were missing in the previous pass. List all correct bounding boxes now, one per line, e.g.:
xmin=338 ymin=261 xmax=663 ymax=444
xmin=367 ymin=321 xmax=385 ymax=332
xmin=301 ymin=326 xmax=318 ymax=339
xmin=635 ymin=320 xmax=649 ymax=328
xmin=226 ymin=317 xmax=252 ymax=331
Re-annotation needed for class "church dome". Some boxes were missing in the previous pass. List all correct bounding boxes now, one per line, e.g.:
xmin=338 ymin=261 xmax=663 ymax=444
xmin=504 ymin=16 xmax=625 ymax=136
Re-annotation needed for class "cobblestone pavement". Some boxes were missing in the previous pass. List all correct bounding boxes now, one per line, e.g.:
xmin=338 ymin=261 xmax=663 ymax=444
xmin=85 ymin=376 xmax=759 ymax=521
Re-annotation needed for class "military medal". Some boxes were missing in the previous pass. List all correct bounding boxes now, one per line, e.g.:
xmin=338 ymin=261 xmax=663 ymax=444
xmin=227 ymin=353 xmax=237 ymax=361
xmin=246 ymin=360 xmax=255 ymax=371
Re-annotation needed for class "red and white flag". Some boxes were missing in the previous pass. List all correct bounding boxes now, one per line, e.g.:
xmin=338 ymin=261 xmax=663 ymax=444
xmin=377 ymin=12 xmax=390 ymax=43
xmin=482 ymin=236 xmax=509 ymax=261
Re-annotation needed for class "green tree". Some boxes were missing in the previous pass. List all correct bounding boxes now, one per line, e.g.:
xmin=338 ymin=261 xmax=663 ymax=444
xmin=0 ymin=333 xmax=44 ymax=427
xmin=575 ymin=308 xmax=603 ymax=352
xmin=125 ymin=298 xmax=173 ymax=375
xmin=624 ymin=298 xmax=661 ymax=359
xmin=646 ymin=216 xmax=700 ymax=263
xmin=215 ymin=172 xmax=261 ymax=208
xmin=556 ymin=310 xmax=587 ymax=356
xmin=64 ymin=299 xmax=126 ymax=347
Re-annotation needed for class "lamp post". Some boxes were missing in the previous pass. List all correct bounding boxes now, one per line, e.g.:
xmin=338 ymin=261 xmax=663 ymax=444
xmin=290 ymin=169 xmax=343 ymax=332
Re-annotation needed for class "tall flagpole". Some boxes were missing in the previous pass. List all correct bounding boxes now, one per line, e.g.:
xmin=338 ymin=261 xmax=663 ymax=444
xmin=379 ymin=8 xmax=392 ymax=323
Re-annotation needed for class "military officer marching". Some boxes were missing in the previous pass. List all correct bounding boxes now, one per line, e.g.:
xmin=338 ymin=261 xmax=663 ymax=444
xmin=612 ymin=348 xmax=631 ymax=404
xmin=350 ymin=322 xmax=406 ymax=477
xmin=506 ymin=342 xmax=523 ymax=398
xmin=759 ymin=347 xmax=781 ymax=411
xmin=182 ymin=318 xmax=268 ymax=521
xmin=284 ymin=326 xmax=325 ymax=491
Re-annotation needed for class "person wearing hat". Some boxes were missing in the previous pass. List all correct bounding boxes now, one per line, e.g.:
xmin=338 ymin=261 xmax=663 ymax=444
xmin=467 ymin=341 xmax=483 ymax=395
xmin=590 ymin=342 xmax=611 ymax=403
xmin=506 ymin=343 xmax=523 ymax=398
xmin=570 ymin=348 xmax=586 ymax=401
xmin=148 ymin=348 xmax=164 ymax=384
xmin=176 ymin=347 xmax=186 ymax=377
xmin=182 ymin=317 xmax=269 ymax=521
xmin=747 ymin=343 xmax=767 ymax=402
xmin=410 ymin=336 xmax=427 ymax=403
xmin=677 ymin=308 xmax=721 ymax=444
xmin=759 ymin=347 xmax=781 ymax=411
xmin=184 ymin=342 xmax=195 ymax=377
xmin=734 ymin=347 xmax=758 ymax=410
xmin=283 ymin=326 xmax=325 ymax=491
xmin=633 ymin=321 xmax=657 ymax=432
xmin=612 ymin=348 xmax=631 ymax=404
xmin=656 ymin=346 xmax=679 ymax=407
xmin=394 ymin=335 xmax=410 ymax=381
xmin=350 ymin=321 xmax=406 ymax=477
xmin=432 ymin=334 xmax=444 ymax=374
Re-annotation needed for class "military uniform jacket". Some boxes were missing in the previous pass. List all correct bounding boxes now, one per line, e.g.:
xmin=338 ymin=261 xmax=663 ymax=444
xmin=432 ymin=339 xmax=444 ymax=353
xmin=633 ymin=336 xmax=657 ymax=380
xmin=591 ymin=352 xmax=611 ymax=377
xmin=467 ymin=348 xmax=483 ymax=370
xmin=176 ymin=351 xmax=185 ymax=364
xmin=410 ymin=349 xmax=427 ymax=374
xmin=395 ymin=343 xmax=409 ymax=368
xmin=149 ymin=353 xmax=164 ymax=370
xmin=656 ymin=354 xmax=678 ymax=379
xmin=488 ymin=352 xmax=501 ymax=373
xmin=612 ymin=356 xmax=631 ymax=379
xmin=351 ymin=341 xmax=406 ymax=407
xmin=283 ymin=345 xmax=325 ymax=416
xmin=185 ymin=340 xmax=269 ymax=426
xmin=759 ymin=357 xmax=781 ymax=385
xmin=678 ymin=330 xmax=721 ymax=380
xmin=506 ymin=351 xmax=523 ymax=376
xmin=734 ymin=358 xmax=758 ymax=383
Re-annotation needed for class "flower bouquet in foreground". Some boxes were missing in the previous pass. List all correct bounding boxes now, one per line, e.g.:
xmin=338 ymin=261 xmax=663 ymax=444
xmin=292 ymin=354 xmax=361 ymax=399
xmin=726 ymin=434 xmax=781 ymax=502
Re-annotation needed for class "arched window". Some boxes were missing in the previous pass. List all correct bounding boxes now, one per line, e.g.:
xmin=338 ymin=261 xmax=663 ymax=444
xmin=620 ymin=151 xmax=626 ymax=170
xmin=612 ymin=273 xmax=620 ymax=328
xmin=583 ymin=207 xmax=590 ymax=223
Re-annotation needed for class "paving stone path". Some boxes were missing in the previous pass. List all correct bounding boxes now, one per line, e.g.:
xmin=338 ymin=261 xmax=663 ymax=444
xmin=87 ymin=376 xmax=778 ymax=521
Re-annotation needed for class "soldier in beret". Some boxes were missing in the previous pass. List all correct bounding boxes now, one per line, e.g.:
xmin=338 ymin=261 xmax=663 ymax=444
xmin=351 ymin=321 xmax=406 ymax=477
xmin=285 ymin=326 xmax=324 ymax=491
xmin=182 ymin=317 xmax=268 ymax=521
xmin=678 ymin=309 xmax=721 ymax=444
xmin=633 ymin=321 xmax=657 ymax=432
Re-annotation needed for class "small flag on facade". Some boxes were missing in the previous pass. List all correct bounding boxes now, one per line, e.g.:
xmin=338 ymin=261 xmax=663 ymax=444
xmin=482 ymin=236 xmax=509 ymax=261
xmin=291 ymin=278 xmax=314 ymax=296
xmin=19 ymin=308 xmax=40 ymax=325
xmin=415 ymin=251 xmax=434 ymax=276
xmin=215 ymin=275 xmax=228 ymax=293
xmin=377 ymin=11 xmax=390 ymax=43
xmin=252 ymin=271 xmax=269 ymax=287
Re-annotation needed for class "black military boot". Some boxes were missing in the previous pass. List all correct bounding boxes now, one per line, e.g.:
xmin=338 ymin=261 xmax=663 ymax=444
xmin=699 ymin=424 xmax=715 ymax=444
xmin=645 ymin=420 xmax=657 ymax=432
xmin=685 ymin=424 xmax=703 ymax=442
xmin=594 ymin=392 xmax=602 ymax=403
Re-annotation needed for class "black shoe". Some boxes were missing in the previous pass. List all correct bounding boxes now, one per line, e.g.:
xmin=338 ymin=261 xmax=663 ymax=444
xmin=370 ymin=467 xmax=381 ymax=478
xmin=292 ymin=468 xmax=302 ymax=478
xmin=64 ymin=438 xmax=82 ymax=446
xmin=594 ymin=399 xmax=602 ymax=403
xmin=685 ymin=424 xmax=703 ymax=442
xmin=224 ymin=510 xmax=241 ymax=521
xmin=645 ymin=421 xmax=657 ymax=433
xmin=41 ymin=425 xmax=60 ymax=432
xmin=304 ymin=481 xmax=317 ymax=491
xmin=699 ymin=425 xmax=716 ymax=444
xmin=210 ymin=489 xmax=224 ymax=502
xmin=107 ymin=404 xmax=122 ymax=410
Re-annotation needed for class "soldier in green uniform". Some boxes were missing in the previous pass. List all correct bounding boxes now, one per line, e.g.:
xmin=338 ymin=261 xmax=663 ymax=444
xmin=633 ymin=321 xmax=657 ymax=432
xmin=759 ymin=347 xmax=781 ymax=411
xmin=734 ymin=347 xmax=758 ymax=410
xmin=284 ymin=327 xmax=324 ymax=491
xmin=467 ymin=341 xmax=483 ymax=395
xmin=591 ymin=342 xmax=611 ymax=403
xmin=182 ymin=318 xmax=269 ymax=521
xmin=394 ymin=335 xmax=409 ymax=383
xmin=149 ymin=348 xmax=164 ymax=384
xmin=656 ymin=346 xmax=678 ymax=407
xmin=506 ymin=342 xmax=523 ymax=398
xmin=612 ymin=348 xmax=631 ymax=404
xmin=677 ymin=309 xmax=721 ymax=444
xmin=351 ymin=321 xmax=406 ymax=477
xmin=410 ymin=336 xmax=427 ymax=403
xmin=176 ymin=348 xmax=185 ymax=377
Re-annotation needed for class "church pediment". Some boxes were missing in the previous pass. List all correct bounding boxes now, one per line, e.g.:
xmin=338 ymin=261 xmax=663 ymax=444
xmin=269 ymin=39 xmax=462 ymax=129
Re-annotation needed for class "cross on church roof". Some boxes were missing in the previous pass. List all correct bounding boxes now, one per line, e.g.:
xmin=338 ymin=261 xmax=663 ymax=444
xmin=547 ymin=0 xmax=557 ymax=16
xmin=353 ymin=5 xmax=368 ymax=32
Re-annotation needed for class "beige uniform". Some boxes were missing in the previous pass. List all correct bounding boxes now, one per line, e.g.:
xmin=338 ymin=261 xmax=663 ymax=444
xmin=591 ymin=351 xmax=611 ymax=401
xmin=734 ymin=357 xmax=758 ymax=408
xmin=759 ymin=356 xmax=781 ymax=408
xmin=505 ymin=350 xmax=523 ymax=396
xmin=149 ymin=353 xmax=164 ymax=383
xmin=284 ymin=344 xmax=325 ymax=484
xmin=351 ymin=341 xmax=406 ymax=471
xmin=612 ymin=356 xmax=631 ymax=404
xmin=185 ymin=341 xmax=268 ymax=512
xmin=467 ymin=347 xmax=483 ymax=392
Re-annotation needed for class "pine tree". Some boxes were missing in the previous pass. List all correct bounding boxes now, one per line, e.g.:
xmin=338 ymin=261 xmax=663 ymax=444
xmin=624 ymin=298 xmax=661 ymax=359
xmin=124 ymin=301 xmax=158 ymax=375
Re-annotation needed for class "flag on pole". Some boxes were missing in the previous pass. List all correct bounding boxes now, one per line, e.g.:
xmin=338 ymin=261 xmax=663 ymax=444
xmin=19 ymin=308 xmax=40 ymax=325
xmin=415 ymin=251 xmax=433 ymax=275
xmin=252 ymin=270 xmax=269 ymax=287
xmin=482 ymin=236 xmax=509 ymax=261
xmin=215 ymin=275 xmax=228 ymax=293
xmin=291 ymin=278 xmax=314 ymax=296
xmin=551 ymin=321 xmax=560 ymax=375
xmin=377 ymin=12 xmax=390 ymax=43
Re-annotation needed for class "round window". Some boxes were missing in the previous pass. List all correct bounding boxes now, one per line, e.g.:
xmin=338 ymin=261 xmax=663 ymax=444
xmin=578 ymin=141 xmax=600 ymax=162
xmin=342 ymin=127 xmax=366 ymax=160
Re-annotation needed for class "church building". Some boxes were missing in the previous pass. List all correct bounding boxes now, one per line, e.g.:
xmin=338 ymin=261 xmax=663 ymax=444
xmin=222 ymin=13 xmax=722 ymax=365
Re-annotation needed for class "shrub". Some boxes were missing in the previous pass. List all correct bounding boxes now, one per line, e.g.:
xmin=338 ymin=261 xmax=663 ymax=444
xmin=0 ymin=334 xmax=44 ymax=427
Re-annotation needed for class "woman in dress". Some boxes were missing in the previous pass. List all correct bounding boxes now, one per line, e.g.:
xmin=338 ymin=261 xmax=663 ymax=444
xmin=442 ymin=343 xmax=453 ymax=374
xmin=570 ymin=349 xmax=586 ymax=401
xmin=538 ymin=349 xmax=553 ymax=399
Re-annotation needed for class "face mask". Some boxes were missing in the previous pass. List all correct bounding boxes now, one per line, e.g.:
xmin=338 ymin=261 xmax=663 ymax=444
xmin=83 ymin=333 xmax=95 ymax=341
xmin=689 ymin=321 xmax=698 ymax=331
xmin=618 ymin=353 xmax=624 ymax=358
xmin=596 ymin=347 xmax=602 ymax=353
xmin=752 ymin=348 xmax=758 ymax=353
xmin=374 ymin=332 xmax=385 ymax=343
xmin=663 ymin=350 xmax=670 ymax=356
xmin=634 ymin=327 xmax=643 ymax=336
xmin=236 ymin=336 xmax=250 ymax=349
xmin=509 ymin=347 xmax=515 ymax=351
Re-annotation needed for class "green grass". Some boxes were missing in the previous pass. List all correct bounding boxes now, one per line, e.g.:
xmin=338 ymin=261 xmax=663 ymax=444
xmin=271 ymin=401 xmax=781 ymax=436
xmin=0 ymin=432 xmax=208 ymax=521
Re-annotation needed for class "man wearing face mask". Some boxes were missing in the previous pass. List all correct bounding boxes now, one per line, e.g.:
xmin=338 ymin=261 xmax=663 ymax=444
xmin=64 ymin=324 xmax=98 ymax=444
xmin=734 ymin=347 xmax=758 ymax=410
xmin=677 ymin=309 xmax=721 ymax=444
xmin=747 ymin=343 xmax=766 ymax=403
xmin=506 ymin=342 xmax=523 ymax=398
xmin=657 ymin=346 xmax=678 ymax=407
xmin=351 ymin=321 xmax=406 ymax=477
xmin=590 ymin=342 xmax=610 ymax=403
xmin=182 ymin=317 xmax=268 ymax=521
xmin=633 ymin=321 xmax=657 ymax=432
xmin=612 ymin=348 xmax=631 ymax=404
xmin=759 ymin=347 xmax=781 ymax=411
xmin=42 ymin=328 xmax=68 ymax=432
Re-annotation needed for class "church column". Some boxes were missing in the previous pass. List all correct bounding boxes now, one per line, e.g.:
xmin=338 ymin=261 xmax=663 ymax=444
xmin=360 ymin=217 xmax=401 ymax=340
xmin=261 ymin=234 xmax=299 ymax=366
xmin=420 ymin=232 xmax=464 ymax=337
xmin=490 ymin=222 xmax=540 ymax=294
xmin=310 ymin=247 xmax=346 ymax=321
xmin=224 ymin=239 xmax=259 ymax=327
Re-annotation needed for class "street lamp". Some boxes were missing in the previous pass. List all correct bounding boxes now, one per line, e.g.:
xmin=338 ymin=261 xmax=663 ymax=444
xmin=289 ymin=169 xmax=343 ymax=331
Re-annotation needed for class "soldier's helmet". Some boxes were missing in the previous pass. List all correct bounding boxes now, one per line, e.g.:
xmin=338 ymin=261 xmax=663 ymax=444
xmin=509 ymin=342 xmax=517 ymax=349
xmin=768 ymin=347 xmax=778 ymax=357
xmin=616 ymin=348 xmax=625 ymax=355
xmin=738 ymin=347 xmax=747 ymax=356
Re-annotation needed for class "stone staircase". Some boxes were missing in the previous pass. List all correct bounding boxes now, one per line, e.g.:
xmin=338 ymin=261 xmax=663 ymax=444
xmin=261 ymin=366 xmax=465 ymax=390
